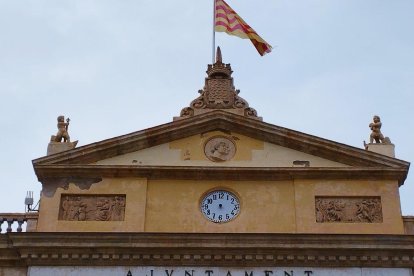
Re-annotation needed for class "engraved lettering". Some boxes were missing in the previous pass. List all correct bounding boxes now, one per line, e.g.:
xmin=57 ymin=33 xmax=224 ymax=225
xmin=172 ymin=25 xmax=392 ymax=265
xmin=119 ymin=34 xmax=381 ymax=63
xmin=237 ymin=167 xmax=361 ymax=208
xmin=205 ymin=270 xmax=214 ymax=276
xmin=245 ymin=271 xmax=253 ymax=276
xmin=284 ymin=271 xmax=293 ymax=276
xmin=304 ymin=272 xmax=313 ymax=276
xmin=127 ymin=271 xmax=132 ymax=276
xmin=185 ymin=270 xmax=195 ymax=276
xmin=264 ymin=271 xmax=273 ymax=276
xmin=226 ymin=271 xmax=232 ymax=276
xmin=166 ymin=270 xmax=174 ymax=276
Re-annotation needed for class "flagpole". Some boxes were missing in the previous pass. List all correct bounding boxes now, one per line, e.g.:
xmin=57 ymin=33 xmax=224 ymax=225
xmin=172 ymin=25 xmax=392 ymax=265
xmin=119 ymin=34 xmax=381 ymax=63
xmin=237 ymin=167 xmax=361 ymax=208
xmin=212 ymin=0 xmax=216 ymax=63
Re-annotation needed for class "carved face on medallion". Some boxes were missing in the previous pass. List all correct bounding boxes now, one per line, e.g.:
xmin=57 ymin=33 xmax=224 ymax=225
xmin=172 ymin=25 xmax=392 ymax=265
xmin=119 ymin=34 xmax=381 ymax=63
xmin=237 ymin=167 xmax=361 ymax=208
xmin=204 ymin=136 xmax=236 ymax=162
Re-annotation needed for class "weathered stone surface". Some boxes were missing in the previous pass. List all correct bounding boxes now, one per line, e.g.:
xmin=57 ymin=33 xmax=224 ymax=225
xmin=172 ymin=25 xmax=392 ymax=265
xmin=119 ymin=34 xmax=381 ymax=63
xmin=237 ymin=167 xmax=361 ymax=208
xmin=25 ymin=213 xmax=38 ymax=232
xmin=47 ymin=141 xmax=78 ymax=156
xmin=33 ymin=111 xmax=409 ymax=170
xmin=176 ymin=48 xmax=261 ymax=121
xmin=46 ymin=115 xmax=78 ymax=155
xmin=0 ymin=267 xmax=26 ymax=276
xmin=53 ymin=115 xmax=71 ymax=143
xmin=315 ymin=197 xmax=382 ymax=223
xmin=33 ymin=166 xmax=408 ymax=185
xmin=369 ymin=115 xmax=386 ymax=144
xmin=0 ymin=213 xmax=38 ymax=233
xmin=365 ymin=115 xmax=395 ymax=157
xmin=366 ymin=143 xmax=395 ymax=158
xmin=59 ymin=195 xmax=126 ymax=221
xmin=204 ymin=136 xmax=236 ymax=162
xmin=2 ymin=233 xmax=414 ymax=267
xmin=403 ymin=216 xmax=414 ymax=234
xmin=41 ymin=177 xmax=102 ymax=197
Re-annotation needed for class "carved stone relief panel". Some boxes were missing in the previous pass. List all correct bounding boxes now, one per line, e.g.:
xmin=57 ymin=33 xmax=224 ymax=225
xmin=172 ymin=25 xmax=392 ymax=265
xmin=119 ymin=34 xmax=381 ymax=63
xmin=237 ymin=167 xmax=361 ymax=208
xmin=59 ymin=195 xmax=126 ymax=221
xmin=204 ymin=136 xmax=236 ymax=162
xmin=315 ymin=197 xmax=382 ymax=223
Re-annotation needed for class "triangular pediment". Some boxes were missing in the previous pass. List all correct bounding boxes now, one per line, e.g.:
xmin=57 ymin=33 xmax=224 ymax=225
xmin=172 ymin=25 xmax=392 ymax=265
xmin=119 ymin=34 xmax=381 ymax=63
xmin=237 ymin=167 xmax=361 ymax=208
xmin=94 ymin=131 xmax=349 ymax=168
xmin=32 ymin=111 xmax=409 ymax=184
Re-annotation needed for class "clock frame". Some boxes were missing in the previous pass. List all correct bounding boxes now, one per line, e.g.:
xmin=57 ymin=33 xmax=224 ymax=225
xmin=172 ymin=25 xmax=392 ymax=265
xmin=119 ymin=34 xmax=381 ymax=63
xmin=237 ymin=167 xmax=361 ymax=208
xmin=200 ymin=190 xmax=240 ymax=223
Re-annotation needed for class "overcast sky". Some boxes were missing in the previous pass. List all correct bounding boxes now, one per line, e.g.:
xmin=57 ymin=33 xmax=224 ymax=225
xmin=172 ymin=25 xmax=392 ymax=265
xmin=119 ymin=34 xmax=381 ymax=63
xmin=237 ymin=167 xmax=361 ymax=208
xmin=1 ymin=1 xmax=413 ymax=215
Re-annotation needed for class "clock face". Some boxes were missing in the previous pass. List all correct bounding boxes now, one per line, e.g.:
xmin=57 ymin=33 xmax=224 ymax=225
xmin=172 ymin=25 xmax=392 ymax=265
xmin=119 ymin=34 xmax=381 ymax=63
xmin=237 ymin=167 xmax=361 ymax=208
xmin=200 ymin=190 xmax=240 ymax=223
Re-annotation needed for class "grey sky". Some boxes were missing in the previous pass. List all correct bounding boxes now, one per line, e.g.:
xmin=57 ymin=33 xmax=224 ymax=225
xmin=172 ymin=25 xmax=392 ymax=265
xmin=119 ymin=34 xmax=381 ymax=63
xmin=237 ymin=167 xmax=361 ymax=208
xmin=1 ymin=1 xmax=413 ymax=214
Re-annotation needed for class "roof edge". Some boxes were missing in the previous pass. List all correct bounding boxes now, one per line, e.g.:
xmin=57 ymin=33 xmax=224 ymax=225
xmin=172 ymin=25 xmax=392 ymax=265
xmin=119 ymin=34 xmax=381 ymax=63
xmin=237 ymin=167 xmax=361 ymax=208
xmin=32 ymin=111 xmax=410 ymax=170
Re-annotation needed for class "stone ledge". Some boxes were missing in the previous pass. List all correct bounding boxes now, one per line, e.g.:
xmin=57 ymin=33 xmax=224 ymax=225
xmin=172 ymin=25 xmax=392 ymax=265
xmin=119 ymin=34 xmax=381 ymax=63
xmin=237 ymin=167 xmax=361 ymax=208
xmin=403 ymin=216 xmax=414 ymax=234
xmin=1 ymin=233 xmax=414 ymax=268
xmin=33 ymin=165 xmax=408 ymax=185
xmin=366 ymin=143 xmax=395 ymax=158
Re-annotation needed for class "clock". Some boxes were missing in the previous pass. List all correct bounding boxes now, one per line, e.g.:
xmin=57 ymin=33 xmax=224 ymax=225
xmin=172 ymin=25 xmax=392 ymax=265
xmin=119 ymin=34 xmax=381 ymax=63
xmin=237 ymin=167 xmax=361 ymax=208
xmin=200 ymin=190 xmax=240 ymax=223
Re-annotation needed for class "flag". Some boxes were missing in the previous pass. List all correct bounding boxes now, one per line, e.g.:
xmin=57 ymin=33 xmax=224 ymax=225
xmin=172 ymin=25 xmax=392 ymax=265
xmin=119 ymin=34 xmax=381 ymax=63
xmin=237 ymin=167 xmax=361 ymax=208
xmin=215 ymin=0 xmax=272 ymax=56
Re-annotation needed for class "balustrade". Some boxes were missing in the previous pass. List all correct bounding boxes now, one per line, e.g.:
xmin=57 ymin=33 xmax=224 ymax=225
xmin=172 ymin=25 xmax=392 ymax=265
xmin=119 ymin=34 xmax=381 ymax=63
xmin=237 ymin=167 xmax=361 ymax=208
xmin=0 ymin=213 xmax=38 ymax=233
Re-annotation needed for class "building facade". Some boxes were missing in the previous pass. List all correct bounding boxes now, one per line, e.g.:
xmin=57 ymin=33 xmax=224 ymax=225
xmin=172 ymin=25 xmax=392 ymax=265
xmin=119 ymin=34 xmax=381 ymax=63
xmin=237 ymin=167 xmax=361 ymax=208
xmin=1 ymin=49 xmax=413 ymax=276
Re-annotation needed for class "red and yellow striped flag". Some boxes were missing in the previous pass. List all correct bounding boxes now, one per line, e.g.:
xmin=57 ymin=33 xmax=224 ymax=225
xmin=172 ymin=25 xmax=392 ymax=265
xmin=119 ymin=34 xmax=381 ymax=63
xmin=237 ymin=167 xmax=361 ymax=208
xmin=215 ymin=0 xmax=272 ymax=56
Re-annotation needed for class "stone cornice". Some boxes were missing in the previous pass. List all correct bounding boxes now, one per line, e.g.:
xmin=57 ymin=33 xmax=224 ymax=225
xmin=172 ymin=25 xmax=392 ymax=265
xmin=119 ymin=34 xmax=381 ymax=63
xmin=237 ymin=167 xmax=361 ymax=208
xmin=1 ymin=233 xmax=414 ymax=267
xmin=33 ymin=165 xmax=408 ymax=185
xmin=32 ymin=111 xmax=410 ymax=170
xmin=403 ymin=216 xmax=414 ymax=235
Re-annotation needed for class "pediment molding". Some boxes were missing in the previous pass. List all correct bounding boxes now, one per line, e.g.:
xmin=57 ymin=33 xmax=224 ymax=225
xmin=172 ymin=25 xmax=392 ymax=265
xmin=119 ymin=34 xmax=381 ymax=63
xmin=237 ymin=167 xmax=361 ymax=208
xmin=32 ymin=111 xmax=409 ymax=181
xmin=33 ymin=165 xmax=408 ymax=185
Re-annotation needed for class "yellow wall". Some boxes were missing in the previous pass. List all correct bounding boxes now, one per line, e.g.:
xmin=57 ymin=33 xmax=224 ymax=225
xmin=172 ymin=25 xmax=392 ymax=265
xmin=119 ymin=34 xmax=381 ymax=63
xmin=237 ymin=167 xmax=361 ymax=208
xmin=37 ymin=131 xmax=403 ymax=234
xmin=144 ymin=180 xmax=295 ymax=233
xmin=96 ymin=131 xmax=348 ymax=167
xmin=37 ymin=178 xmax=404 ymax=234
xmin=37 ymin=178 xmax=147 ymax=232
xmin=295 ymin=179 xmax=404 ymax=234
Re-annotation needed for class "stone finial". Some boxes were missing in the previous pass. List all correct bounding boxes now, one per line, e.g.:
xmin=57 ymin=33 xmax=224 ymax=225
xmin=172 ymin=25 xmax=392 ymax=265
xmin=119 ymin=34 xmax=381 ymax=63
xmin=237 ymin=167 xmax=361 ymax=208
xmin=216 ymin=46 xmax=223 ymax=63
xmin=364 ymin=115 xmax=394 ymax=157
xmin=176 ymin=47 xmax=261 ymax=121
xmin=47 ymin=115 xmax=78 ymax=155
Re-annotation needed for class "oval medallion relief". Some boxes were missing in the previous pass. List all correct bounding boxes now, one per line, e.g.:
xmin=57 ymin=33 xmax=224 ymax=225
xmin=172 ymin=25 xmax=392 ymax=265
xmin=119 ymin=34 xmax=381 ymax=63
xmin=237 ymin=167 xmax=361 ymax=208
xmin=204 ymin=136 xmax=236 ymax=162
